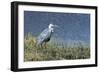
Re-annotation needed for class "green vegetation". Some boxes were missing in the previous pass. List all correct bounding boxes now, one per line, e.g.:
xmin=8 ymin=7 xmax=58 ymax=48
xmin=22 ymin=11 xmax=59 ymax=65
xmin=24 ymin=33 xmax=90 ymax=62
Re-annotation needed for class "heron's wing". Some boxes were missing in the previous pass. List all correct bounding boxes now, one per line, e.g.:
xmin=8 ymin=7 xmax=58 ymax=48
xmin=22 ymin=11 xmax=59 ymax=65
xmin=37 ymin=28 xmax=50 ymax=43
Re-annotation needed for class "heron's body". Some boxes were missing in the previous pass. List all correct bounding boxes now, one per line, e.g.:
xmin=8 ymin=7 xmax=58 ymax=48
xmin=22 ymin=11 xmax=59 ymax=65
xmin=37 ymin=24 xmax=56 ymax=45
xmin=37 ymin=28 xmax=53 ymax=45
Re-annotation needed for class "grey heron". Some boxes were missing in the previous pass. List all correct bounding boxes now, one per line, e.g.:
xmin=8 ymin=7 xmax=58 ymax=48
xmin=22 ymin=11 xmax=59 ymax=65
xmin=37 ymin=23 xmax=58 ymax=47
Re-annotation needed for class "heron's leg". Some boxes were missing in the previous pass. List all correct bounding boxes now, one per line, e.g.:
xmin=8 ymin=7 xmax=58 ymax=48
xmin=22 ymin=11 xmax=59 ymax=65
xmin=37 ymin=44 xmax=42 ymax=49
xmin=40 ymin=44 xmax=42 ymax=48
xmin=41 ymin=43 xmax=44 ymax=49
xmin=44 ymin=42 xmax=47 ymax=49
xmin=41 ymin=43 xmax=45 ymax=48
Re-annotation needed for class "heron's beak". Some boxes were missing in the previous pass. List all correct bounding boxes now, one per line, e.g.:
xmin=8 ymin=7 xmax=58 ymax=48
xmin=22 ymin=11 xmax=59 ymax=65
xmin=54 ymin=25 xmax=59 ymax=28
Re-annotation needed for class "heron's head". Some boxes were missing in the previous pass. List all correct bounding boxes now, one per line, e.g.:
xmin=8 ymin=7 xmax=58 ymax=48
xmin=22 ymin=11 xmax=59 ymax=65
xmin=48 ymin=23 xmax=58 ymax=32
xmin=49 ymin=23 xmax=58 ymax=28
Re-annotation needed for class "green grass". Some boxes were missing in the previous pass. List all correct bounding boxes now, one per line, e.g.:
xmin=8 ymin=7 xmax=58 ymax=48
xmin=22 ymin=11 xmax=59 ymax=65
xmin=24 ymin=33 xmax=90 ymax=62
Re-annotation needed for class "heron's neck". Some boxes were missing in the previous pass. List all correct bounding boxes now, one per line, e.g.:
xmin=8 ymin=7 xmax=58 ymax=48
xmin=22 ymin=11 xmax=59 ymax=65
xmin=49 ymin=27 xmax=54 ymax=32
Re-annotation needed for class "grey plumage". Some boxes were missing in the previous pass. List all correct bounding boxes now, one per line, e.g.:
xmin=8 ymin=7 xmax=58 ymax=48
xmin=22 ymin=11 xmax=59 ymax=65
xmin=37 ymin=28 xmax=53 ymax=45
xmin=37 ymin=24 xmax=57 ymax=45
